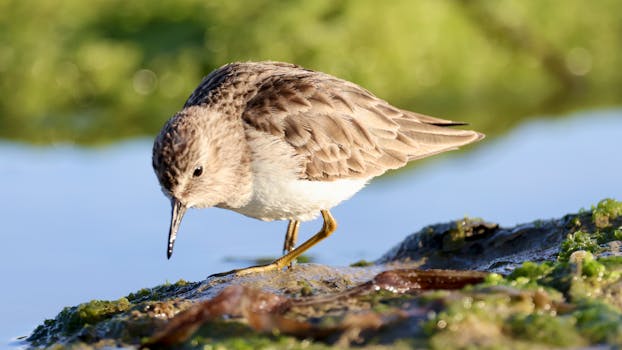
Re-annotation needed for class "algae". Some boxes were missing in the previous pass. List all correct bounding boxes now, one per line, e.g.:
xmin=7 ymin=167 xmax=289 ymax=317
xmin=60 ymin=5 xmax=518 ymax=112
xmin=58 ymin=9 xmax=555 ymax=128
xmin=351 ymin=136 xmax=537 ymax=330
xmin=350 ymin=259 xmax=374 ymax=267
xmin=417 ymin=199 xmax=622 ymax=349
xmin=505 ymin=313 xmax=584 ymax=347
xmin=573 ymin=299 xmax=622 ymax=344
xmin=558 ymin=231 xmax=600 ymax=261
xmin=592 ymin=198 xmax=622 ymax=229
xmin=423 ymin=252 xmax=622 ymax=348
xmin=182 ymin=320 xmax=331 ymax=350
xmin=557 ymin=198 xmax=622 ymax=262
xmin=28 ymin=298 xmax=132 ymax=346
xmin=126 ymin=279 xmax=194 ymax=303
xmin=422 ymin=248 xmax=622 ymax=348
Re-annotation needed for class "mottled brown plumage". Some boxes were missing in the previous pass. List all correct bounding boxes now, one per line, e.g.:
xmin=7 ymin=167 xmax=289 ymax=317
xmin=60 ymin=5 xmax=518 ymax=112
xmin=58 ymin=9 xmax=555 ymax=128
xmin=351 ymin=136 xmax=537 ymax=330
xmin=152 ymin=61 xmax=484 ymax=275
xmin=176 ymin=61 xmax=482 ymax=181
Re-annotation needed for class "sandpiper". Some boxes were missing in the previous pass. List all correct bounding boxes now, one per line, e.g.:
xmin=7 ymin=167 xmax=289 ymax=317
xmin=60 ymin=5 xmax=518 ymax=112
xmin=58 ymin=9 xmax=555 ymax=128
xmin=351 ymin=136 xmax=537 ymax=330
xmin=152 ymin=61 xmax=484 ymax=276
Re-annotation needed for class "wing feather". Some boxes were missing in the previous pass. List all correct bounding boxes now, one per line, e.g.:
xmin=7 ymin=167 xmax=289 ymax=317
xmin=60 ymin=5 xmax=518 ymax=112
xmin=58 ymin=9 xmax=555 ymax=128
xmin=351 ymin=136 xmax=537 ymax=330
xmin=241 ymin=68 xmax=483 ymax=180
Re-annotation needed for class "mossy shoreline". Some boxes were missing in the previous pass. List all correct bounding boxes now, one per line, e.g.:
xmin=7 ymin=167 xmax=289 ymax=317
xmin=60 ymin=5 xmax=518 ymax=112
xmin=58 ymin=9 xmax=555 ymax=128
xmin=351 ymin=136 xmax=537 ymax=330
xmin=27 ymin=199 xmax=622 ymax=349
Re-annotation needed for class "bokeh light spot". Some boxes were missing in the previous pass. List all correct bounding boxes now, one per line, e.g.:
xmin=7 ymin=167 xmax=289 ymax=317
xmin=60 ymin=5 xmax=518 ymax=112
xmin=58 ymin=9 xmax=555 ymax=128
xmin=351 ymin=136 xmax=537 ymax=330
xmin=133 ymin=69 xmax=158 ymax=95
xmin=566 ymin=47 xmax=592 ymax=76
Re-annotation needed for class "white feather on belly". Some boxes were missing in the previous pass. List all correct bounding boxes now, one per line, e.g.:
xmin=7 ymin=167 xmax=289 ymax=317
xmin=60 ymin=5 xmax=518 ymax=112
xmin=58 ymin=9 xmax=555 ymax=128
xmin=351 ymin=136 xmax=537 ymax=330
xmin=233 ymin=175 xmax=368 ymax=221
xmin=231 ymin=129 xmax=369 ymax=221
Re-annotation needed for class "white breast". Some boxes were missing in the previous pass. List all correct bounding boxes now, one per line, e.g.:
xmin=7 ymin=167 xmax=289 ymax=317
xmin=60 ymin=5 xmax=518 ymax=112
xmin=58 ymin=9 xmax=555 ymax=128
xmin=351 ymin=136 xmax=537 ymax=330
xmin=234 ymin=174 xmax=368 ymax=221
xmin=230 ymin=129 xmax=369 ymax=221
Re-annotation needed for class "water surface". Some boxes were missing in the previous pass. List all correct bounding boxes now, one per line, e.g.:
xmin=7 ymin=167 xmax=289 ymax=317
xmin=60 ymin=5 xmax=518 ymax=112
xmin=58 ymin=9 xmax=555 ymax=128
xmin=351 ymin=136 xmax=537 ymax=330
xmin=1 ymin=109 xmax=621 ymax=346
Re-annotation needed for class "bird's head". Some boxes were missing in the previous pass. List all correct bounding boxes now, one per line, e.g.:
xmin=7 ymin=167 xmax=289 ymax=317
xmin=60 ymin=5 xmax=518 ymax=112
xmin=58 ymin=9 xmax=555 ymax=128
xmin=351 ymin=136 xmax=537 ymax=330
xmin=152 ymin=106 xmax=252 ymax=259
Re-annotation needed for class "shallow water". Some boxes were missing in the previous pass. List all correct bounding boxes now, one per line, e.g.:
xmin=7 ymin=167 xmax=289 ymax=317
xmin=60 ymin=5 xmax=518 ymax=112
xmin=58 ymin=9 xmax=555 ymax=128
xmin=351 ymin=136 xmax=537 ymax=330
xmin=1 ymin=109 xmax=621 ymax=346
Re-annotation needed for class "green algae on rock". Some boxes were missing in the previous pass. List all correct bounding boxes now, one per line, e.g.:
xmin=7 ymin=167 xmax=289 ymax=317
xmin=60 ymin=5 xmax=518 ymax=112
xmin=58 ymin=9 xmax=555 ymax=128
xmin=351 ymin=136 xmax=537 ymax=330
xmin=28 ymin=298 xmax=132 ymax=346
xmin=425 ymin=251 xmax=622 ymax=348
xmin=558 ymin=198 xmax=622 ymax=261
xmin=26 ymin=198 xmax=622 ymax=349
xmin=420 ymin=199 xmax=622 ymax=349
xmin=592 ymin=198 xmax=622 ymax=229
xmin=28 ymin=280 xmax=196 ymax=347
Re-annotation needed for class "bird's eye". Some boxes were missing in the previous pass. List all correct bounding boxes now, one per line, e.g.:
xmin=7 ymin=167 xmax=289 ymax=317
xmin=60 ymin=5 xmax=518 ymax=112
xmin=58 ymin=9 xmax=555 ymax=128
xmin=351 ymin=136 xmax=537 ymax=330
xmin=192 ymin=166 xmax=203 ymax=177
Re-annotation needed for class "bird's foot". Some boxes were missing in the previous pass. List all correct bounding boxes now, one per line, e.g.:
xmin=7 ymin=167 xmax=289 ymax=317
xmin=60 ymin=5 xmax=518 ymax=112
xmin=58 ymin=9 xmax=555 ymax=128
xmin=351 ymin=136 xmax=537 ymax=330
xmin=209 ymin=256 xmax=299 ymax=278
xmin=287 ymin=260 xmax=296 ymax=270
xmin=282 ymin=249 xmax=297 ymax=270
xmin=210 ymin=210 xmax=335 ymax=278
xmin=209 ymin=260 xmax=287 ymax=278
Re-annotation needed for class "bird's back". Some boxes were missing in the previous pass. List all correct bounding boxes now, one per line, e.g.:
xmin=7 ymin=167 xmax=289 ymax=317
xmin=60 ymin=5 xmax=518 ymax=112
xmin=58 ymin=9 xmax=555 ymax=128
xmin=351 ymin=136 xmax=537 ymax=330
xmin=183 ymin=61 xmax=484 ymax=182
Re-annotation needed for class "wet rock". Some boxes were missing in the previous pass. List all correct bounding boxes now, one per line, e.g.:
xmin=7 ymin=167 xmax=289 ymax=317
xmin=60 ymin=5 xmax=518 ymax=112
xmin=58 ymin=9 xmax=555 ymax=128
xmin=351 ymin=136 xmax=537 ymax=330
xmin=27 ymin=198 xmax=622 ymax=349
xmin=379 ymin=217 xmax=568 ymax=274
xmin=144 ymin=269 xmax=487 ymax=348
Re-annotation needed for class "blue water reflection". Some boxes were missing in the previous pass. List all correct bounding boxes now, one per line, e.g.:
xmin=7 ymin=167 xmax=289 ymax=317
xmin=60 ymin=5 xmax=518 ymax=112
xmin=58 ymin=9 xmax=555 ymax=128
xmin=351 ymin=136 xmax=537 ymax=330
xmin=1 ymin=109 xmax=621 ymax=344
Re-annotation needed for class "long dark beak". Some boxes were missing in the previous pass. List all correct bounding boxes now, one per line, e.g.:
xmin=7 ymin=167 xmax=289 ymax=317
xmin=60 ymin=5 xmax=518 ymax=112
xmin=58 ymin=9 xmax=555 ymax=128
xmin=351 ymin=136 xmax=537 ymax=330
xmin=167 ymin=199 xmax=187 ymax=259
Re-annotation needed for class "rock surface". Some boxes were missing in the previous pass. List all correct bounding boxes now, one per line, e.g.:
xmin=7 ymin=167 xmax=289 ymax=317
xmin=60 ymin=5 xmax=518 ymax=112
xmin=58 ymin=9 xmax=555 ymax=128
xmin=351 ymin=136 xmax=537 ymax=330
xmin=27 ymin=199 xmax=622 ymax=349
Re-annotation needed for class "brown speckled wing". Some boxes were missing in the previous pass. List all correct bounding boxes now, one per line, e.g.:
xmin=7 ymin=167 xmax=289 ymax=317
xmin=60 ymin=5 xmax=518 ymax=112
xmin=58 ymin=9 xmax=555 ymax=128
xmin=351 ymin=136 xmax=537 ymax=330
xmin=241 ymin=71 xmax=484 ymax=181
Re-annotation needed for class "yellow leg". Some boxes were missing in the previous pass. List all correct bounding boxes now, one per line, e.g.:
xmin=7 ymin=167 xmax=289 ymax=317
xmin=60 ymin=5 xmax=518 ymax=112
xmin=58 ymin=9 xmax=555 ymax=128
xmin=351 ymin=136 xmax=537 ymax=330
xmin=283 ymin=220 xmax=300 ymax=269
xmin=210 ymin=210 xmax=337 ymax=278
xmin=283 ymin=220 xmax=300 ymax=254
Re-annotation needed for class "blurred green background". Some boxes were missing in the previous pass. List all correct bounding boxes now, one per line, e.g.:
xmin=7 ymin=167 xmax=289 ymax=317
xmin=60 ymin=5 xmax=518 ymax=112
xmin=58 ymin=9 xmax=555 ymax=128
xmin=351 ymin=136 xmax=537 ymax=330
xmin=1 ymin=0 xmax=620 ymax=144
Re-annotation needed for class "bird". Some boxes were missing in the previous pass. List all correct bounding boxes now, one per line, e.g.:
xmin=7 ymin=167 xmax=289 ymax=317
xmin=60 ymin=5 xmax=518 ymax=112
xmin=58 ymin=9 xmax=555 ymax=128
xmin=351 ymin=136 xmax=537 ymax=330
xmin=152 ymin=61 xmax=484 ymax=277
